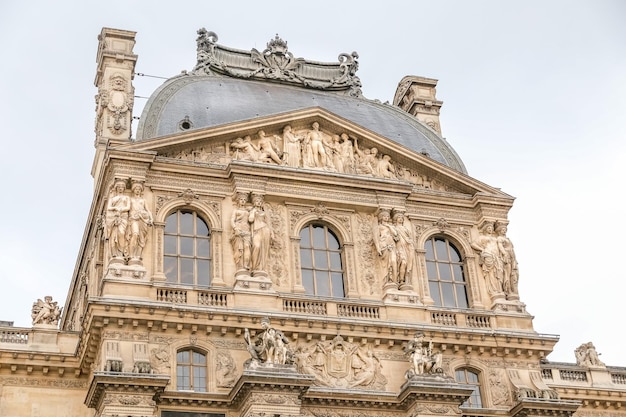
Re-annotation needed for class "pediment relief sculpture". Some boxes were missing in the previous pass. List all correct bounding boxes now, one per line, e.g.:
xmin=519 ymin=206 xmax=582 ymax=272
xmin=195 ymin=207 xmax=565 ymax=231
xmin=192 ymin=29 xmax=362 ymax=97
xmin=160 ymin=122 xmax=460 ymax=193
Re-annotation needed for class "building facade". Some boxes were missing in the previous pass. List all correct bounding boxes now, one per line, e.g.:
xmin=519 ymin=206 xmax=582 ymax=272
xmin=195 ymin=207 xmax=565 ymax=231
xmin=0 ymin=27 xmax=624 ymax=417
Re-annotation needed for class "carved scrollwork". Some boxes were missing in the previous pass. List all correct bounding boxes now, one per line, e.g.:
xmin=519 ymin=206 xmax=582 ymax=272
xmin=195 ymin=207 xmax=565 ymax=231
xmin=293 ymin=336 xmax=386 ymax=390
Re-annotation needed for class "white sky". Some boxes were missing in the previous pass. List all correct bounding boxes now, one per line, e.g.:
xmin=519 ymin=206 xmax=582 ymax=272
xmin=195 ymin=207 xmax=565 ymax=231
xmin=0 ymin=1 xmax=624 ymax=366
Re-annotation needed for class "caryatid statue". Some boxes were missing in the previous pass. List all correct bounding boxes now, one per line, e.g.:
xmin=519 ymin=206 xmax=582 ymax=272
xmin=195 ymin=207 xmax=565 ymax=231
xmin=249 ymin=193 xmax=273 ymax=277
xmin=471 ymin=221 xmax=505 ymax=299
xmin=127 ymin=181 xmax=153 ymax=264
xmin=105 ymin=179 xmax=130 ymax=263
xmin=230 ymin=191 xmax=252 ymax=274
xmin=373 ymin=208 xmax=398 ymax=287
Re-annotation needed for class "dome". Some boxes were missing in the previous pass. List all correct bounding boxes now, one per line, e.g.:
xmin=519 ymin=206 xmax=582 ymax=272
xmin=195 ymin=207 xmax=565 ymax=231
xmin=136 ymin=75 xmax=466 ymax=173
xmin=135 ymin=30 xmax=466 ymax=173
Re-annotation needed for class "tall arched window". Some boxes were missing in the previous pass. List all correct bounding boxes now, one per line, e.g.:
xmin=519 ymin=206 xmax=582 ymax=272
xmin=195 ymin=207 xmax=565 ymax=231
xmin=300 ymin=224 xmax=345 ymax=297
xmin=176 ymin=348 xmax=207 ymax=392
xmin=455 ymin=368 xmax=483 ymax=408
xmin=164 ymin=210 xmax=211 ymax=286
xmin=425 ymin=236 xmax=468 ymax=308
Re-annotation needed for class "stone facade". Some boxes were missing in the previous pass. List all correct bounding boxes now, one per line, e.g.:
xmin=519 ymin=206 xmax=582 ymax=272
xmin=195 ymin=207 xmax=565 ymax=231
xmin=1 ymin=27 xmax=625 ymax=417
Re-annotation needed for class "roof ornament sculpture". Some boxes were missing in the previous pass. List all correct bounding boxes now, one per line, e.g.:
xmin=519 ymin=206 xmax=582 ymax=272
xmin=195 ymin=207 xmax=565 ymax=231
xmin=192 ymin=28 xmax=362 ymax=97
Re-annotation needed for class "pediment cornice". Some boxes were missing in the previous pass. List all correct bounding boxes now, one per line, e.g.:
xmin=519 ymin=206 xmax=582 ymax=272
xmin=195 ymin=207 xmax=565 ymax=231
xmin=115 ymin=108 xmax=510 ymax=200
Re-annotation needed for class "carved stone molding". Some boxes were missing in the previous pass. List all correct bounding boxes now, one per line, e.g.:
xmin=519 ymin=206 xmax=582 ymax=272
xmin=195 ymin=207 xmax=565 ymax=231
xmin=192 ymin=30 xmax=362 ymax=97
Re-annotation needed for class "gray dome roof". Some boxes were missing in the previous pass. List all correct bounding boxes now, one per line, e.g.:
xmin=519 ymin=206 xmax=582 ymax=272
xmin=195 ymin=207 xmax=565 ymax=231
xmin=135 ymin=75 xmax=466 ymax=173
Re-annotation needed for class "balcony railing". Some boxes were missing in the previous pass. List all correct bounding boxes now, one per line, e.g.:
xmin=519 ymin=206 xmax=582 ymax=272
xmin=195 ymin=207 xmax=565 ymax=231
xmin=283 ymin=299 xmax=327 ymax=315
xmin=612 ymin=373 xmax=626 ymax=384
xmin=559 ymin=369 xmax=588 ymax=382
xmin=0 ymin=329 xmax=29 ymax=344
xmin=337 ymin=303 xmax=380 ymax=319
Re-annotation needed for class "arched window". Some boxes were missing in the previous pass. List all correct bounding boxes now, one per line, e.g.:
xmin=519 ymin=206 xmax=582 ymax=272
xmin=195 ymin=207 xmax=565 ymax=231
xmin=425 ymin=236 xmax=468 ymax=308
xmin=176 ymin=348 xmax=207 ymax=392
xmin=455 ymin=368 xmax=483 ymax=408
xmin=164 ymin=210 xmax=211 ymax=286
xmin=300 ymin=224 xmax=345 ymax=297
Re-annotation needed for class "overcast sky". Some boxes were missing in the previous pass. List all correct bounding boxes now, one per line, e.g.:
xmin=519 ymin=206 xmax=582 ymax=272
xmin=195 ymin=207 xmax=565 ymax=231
xmin=0 ymin=1 xmax=624 ymax=366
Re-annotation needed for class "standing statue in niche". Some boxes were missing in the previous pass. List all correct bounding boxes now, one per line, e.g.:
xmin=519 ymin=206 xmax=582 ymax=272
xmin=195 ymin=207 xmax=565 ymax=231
xmin=249 ymin=194 xmax=273 ymax=276
xmin=230 ymin=192 xmax=252 ymax=274
xmin=392 ymin=210 xmax=415 ymax=288
xmin=127 ymin=181 xmax=153 ymax=264
xmin=575 ymin=342 xmax=605 ymax=367
xmin=495 ymin=221 xmax=519 ymax=300
xmin=471 ymin=221 xmax=504 ymax=299
xmin=105 ymin=179 xmax=131 ymax=262
xmin=281 ymin=125 xmax=303 ymax=168
xmin=373 ymin=209 xmax=399 ymax=287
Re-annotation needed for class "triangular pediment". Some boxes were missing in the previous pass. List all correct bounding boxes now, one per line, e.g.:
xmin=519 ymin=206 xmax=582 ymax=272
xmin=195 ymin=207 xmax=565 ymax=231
xmin=118 ymin=107 xmax=509 ymax=198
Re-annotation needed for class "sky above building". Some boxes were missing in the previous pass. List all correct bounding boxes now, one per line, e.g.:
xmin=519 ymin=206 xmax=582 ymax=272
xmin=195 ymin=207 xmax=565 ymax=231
xmin=0 ymin=1 xmax=624 ymax=366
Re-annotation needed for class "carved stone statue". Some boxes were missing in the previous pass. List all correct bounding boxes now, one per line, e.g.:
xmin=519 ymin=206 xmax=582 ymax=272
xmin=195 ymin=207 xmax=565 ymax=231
xmin=373 ymin=209 xmax=398 ymax=287
xmin=375 ymin=154 xmax=396 ymax=179
xmin=495 ymin=221 xmax=519 ymax=300
xmin=392 ymin=210 xmax=415 ymax=288
xmin=281 ymin=125 xmax=302 ymax=168
xmin=256 ymin=130 xmax=283 ymax=165
xmin=216 ymin=351 xmax=237 ymax=387
xmin=230 ymin=192 xmax=252 ymax=274
xmin=303 ymin=122 xmax=329 ymax=169
xmin=230 ymin=136 xmax=259 ymax=161
xmin=105 ymin=179 xmax=130 ymax=262
xmin=127 ymin=181 xmax=153 ymax=264
xmin=150 ymin=346 xmax=171 ymax=374
xmin=339 ymin=133 xmax=356 ymax=174
xmin=404 ymin=331 xmax=443 ymax=378
xmin=244 ymin=317 xmax=290 ymax=365
xmin=31 ymin=296 xmax=62 ymax=326
xmin=575 ymin=342 xmax=605 ymax=367
xmin=354 ymin=144 xmax=374 ymax=176
xmin=249 ymin=194 xmax=273 ymax=277
xmin=471 ymin=221 xmax=504 ymax=299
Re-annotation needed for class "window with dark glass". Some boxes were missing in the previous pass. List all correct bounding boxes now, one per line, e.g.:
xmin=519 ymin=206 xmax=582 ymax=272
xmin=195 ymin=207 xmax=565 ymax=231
xmin=455 ymin=368 xmax=483 ymax=408
xmin=425 ymin=236 xmax=468 ymax=308
xmin=176 ymin=349 xmax=207 ymax=392
xmin=164 ymin=210 xmax=211 ymax=286
xmin=299 ymin=224 xmax=345 ymax=297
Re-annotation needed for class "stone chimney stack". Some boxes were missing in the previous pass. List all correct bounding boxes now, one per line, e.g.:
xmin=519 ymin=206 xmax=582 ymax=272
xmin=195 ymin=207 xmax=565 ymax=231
xmin=92 ymin=28 xmax=137 ymax=181
xmin=393 ymin=76 xmax=443 ymax=135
